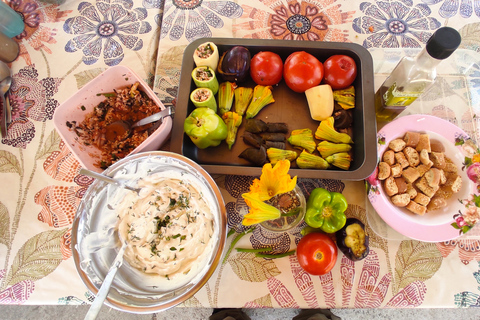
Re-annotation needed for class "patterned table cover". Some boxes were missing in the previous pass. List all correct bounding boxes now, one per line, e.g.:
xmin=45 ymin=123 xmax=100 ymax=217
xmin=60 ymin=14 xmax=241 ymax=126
xmin=1 ymin=0 xmax=480 ymax=310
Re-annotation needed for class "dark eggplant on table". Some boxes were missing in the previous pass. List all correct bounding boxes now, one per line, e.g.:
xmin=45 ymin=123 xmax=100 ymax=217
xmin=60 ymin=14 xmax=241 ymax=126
xmin=335 ymin=218 xmax=369 ymax=261
xmin=217 ymin=46 xmax=251 ymax=83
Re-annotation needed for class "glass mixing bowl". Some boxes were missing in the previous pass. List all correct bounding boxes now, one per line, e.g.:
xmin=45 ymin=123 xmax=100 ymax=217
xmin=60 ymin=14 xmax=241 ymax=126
xmin=72 ymin=151 xmax=227 ymax=313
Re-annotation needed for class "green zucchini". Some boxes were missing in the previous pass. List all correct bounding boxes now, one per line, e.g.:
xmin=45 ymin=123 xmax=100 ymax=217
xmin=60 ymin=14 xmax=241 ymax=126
xmin=190 ymin=88 xmax=217 ymax=112
xmin=191 ymin=66 xmax=219 ymax=95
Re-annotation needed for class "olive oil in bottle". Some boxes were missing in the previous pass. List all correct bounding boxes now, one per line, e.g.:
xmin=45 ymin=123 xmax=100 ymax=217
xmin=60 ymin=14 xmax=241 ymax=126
xmin=375 ymin=27 xmax=461 ymax=123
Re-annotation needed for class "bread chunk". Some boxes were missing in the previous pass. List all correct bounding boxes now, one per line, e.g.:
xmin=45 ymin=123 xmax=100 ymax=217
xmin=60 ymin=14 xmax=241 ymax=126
xmin=404 ymin=147 xmax=420 ymax=166
xmin=402 ymin=167 xmax=420 ymax=184
xmin=416 ymin=176 xmax=439 ymax=198
xmin=419 ymin=149 xmax=433 ymax=166
xmin=406 ymin=201 xmax=427 ymax=215
xmin=395 ymin=177 xmax=408 ymax=194
xmin=404 ymin=131 xmax=420 ymax=147
xmin=425 ymin=168 xmax=441 ymax=188
xmin=378 ymin=162 xmax=391 ymax=180
xmin=414 ymin=193 xmax=431 ymax=206
xmin=382 ymin=150 xmax=396 ymax=166
xmin=395 ymin=152 xmax=410 ymax=168
xmin=427 ymin=196 xmax=448 ymax=211
xmin=430 ymin=152 xmax=446 ymax=169
xmin=389 ymin=138 xmax=406 ymax=152
xmin=416 ymin=164 xmax=432 ymax=177
xmin=391 ymin=193 xmax=411 ymax=207
xmin=443 ymin=161 xmax=458 ymax=173
xmin=444 ymin=174 xmax=462 ymax=193
xmin=391 ymin=163 xmax=403 ymax=178
xmin=406 ymin=183 xmax=418 ymax=199
xmin=416 ymin=134 xmax=431 ymax=153
xmin=384 ymin=176 xmax=398 ymax=196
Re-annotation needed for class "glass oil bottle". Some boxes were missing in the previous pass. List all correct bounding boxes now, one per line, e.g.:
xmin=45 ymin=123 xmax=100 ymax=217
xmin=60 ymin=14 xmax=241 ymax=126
xmin=375 ymin=27 xmax=461 ymax=123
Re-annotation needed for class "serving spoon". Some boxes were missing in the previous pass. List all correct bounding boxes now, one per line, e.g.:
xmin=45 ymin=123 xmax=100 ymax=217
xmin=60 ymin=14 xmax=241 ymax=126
xmin=84 ymin=239 xmax=127 ymax=320
xmin=104 ymin=105 xmax=174 ymax=142
xmin=79 ymin=168 xmax=141 ymax=194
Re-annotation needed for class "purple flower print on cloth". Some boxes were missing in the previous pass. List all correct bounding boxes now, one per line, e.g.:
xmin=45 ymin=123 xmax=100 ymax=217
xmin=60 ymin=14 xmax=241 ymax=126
xmin=352 ymin=0 xmax=442 ymax=48
xmin=422 ymin=0 xmax=480 ymax=18
xmin=160 ymin=0 xmax=243 ymax=42
xmin=2 ymin=65 xmax=61 ymax=149
xmin=63 ymin=0 xmax=152 ymax=66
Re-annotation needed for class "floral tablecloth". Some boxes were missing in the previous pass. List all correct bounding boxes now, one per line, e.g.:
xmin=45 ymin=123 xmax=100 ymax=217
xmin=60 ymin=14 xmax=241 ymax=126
xmin=2 ymin=0 xmax=480 ymax=310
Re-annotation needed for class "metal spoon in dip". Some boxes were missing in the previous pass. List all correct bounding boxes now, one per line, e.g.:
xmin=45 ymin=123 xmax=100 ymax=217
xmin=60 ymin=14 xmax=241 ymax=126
xmin=79 ymin=168 xmax=141 ymax=194
xmin=84 ymin=239 xmax=127 ymax=320
xmin=104 ymin=105 xmax=174 ymax=142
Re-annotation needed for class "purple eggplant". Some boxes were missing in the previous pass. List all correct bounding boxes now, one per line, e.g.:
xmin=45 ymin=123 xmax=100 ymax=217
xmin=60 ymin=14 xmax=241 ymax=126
xmin=217 ymin=46 xmax=251 ymax=83
xmin=335 ymin=218 xmax=369 ymax=261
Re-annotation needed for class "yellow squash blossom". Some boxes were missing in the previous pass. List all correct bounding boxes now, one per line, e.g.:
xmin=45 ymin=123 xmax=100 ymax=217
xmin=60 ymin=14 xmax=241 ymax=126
xmin=241 ymin=193 xmax=281 ymax=226
xmin=248 ymin=159 xmax=297 ymax=201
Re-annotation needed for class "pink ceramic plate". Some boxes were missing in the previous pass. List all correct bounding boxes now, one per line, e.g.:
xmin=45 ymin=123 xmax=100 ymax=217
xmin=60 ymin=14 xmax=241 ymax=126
xmin=366 ymin=114 xmax=479 ymax=242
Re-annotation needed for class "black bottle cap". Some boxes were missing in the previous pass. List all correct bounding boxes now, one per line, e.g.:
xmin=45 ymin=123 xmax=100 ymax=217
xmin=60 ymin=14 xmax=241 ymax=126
xmin=426 ymin=27 xmax=461 ymax=60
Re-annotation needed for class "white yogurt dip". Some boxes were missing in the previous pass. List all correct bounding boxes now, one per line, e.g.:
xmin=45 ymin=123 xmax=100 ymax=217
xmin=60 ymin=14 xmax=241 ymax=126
xmin=116 ymin=173 xmax=215 ymax=280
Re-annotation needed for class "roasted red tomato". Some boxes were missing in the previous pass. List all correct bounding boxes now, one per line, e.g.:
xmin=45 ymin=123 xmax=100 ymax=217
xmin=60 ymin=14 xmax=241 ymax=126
xmin=283 ymin=51 xmax=324 ymax=93
xmin=250 ymin=51 xmax=283 ymax=86
xmin=323 ymin=55 xmax=357 ymax=90
xmin=296 ymin=232 xmax=337 ymax=275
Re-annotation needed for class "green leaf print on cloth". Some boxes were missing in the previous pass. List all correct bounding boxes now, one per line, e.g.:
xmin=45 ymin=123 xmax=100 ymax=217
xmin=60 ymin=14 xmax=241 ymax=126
xmin=4 ymin=228 xmax=69 ymax=287
xmin=394 ymin=240 xmax=443 ymax=294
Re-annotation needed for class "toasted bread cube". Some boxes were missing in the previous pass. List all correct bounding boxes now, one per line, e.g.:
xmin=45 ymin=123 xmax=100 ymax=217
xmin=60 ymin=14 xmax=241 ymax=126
xmin=439 ymin=169 xmax=447 ymax=185
xmin=444 ymin=174 xmax=462 ymax=193
xmin=419 ymin=149 xmax=433 ymax=166
xmin=378 ymin=162 xmax=391 ymax=180
xmin=391 ymin=163 xmax=403 ymax=178
xmin=391 ymin=193 xmax=411 ymax=207
xmin=402 ymin=167 xmax=421 ymax=184
xmin=416 ymin=176 xmax=439 ymax=198
xmin=425 ymin=168 xmax=441 ymax=188
xmin=427 ymin=196 xmax=448 ymax=211
xmin=406 ymin=183 xmax=418 ymax=199
xmin=430 ymin=152 xmax=446 ymax=169
xmin=395 ymin=152 xmax=410 ymax=168
xmin=403 ymin=147 xmax=420 ymax=167
xmin=416 ymin=134 xmax=431 ymax=153
xmin=384 ymin=176 xmax=398 ymax=197
xmin=406 ymin=201 xmax=427 ymax=215
xmin=443 ymin=161 xmax=458 ymax=173
xmin=416 ymin=164 xmax=432 ymax=177
xmin=404 ymin=131 xmax=421 ymax=147
xmin=395 ymin=177 xmax=408 ymax=194
xmin=382 ymin=150 xmax=396 ymax=166
xmin=414 ymin=193 xmax=431 ymax=206
xmin=389 ymin=138 xmax=406 ymax=152
xmin=436 ymin=186 xmax=453 ymax=200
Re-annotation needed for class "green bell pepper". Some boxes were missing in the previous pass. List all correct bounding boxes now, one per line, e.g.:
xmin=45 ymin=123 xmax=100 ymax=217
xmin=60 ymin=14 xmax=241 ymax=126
xmin=184 ymin=107 xmax=228 ymax=149
xmin=305 ymin=187 xmax=347 ymax=233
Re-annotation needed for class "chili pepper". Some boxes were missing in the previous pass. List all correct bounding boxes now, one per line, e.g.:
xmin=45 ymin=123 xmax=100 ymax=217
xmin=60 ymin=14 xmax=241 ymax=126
xmin=305 ymin=187 xmax=347 ymax=233
xmin=184 ymin=107 xmax=228 ymax=149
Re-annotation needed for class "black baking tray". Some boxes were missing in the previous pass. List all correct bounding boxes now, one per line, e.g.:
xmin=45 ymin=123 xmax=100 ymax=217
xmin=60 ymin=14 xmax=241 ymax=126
xmin=170 ymin=38 xmax=377 ymax=180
